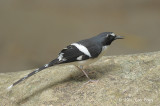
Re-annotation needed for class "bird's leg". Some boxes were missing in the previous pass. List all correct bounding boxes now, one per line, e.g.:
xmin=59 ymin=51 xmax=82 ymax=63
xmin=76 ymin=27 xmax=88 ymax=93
xmin=75 ymin=65 xmax=90 ymax=80
xmin=75 ymin=65 xmax=99 ymax=87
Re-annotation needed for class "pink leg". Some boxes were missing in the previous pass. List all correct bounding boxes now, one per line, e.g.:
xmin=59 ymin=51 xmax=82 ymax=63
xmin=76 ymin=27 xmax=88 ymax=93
xmin=75 ymin=65 xmax=99 ymax=84
xmin=75 ymin=65 xmax=90 ymax=80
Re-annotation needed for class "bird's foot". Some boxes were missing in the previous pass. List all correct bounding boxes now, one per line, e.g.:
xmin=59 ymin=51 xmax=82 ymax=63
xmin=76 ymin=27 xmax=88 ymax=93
xmin=86 ymin=79 xmax=99 ymax=83
xmin=77 ymin=70 xmax=96 ymax=79
xmin=81 ymin=79 xmax=99 ymax=87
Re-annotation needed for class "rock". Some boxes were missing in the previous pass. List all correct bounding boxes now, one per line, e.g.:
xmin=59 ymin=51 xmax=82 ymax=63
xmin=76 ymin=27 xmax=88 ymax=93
xmin=0 ymin=51 xmax=160 ymax=105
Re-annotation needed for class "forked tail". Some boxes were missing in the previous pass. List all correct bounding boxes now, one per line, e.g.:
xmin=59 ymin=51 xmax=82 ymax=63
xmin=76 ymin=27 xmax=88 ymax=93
xmin=7 ymin=59 xmax=60 ymax=90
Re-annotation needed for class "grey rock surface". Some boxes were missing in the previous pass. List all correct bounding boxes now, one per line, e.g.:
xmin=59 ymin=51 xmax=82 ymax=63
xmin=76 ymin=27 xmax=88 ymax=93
xmin=0 ymin=51 xmax=160 ymax=106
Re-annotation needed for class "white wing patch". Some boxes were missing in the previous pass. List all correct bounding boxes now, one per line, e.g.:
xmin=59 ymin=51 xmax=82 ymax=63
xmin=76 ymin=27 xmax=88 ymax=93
xmin=71 ymin=43 xmax=91 ymax=57
xmin=77 ymin=55 xmax=83 ymax=60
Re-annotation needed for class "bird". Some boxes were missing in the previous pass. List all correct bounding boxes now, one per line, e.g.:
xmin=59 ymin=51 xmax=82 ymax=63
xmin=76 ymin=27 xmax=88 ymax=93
xmin=7 ymin=32 xmax=124 ymax=90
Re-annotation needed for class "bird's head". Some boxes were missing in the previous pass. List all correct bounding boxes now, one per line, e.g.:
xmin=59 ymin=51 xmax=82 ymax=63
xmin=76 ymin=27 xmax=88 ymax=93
xmin=97 ymin=32 xmax=124 ymax=46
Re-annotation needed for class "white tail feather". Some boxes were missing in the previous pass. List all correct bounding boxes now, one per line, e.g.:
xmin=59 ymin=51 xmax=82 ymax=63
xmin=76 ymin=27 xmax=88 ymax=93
xmin=7 ymin=85 xmax=13 ymax=90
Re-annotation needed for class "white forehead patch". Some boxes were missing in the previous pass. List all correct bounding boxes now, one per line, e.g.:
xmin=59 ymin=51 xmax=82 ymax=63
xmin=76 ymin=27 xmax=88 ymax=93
xmin=110 ymin=33 xmax=116 ymax=36
xmin=71 ymin=43 xmax=91 ymax=57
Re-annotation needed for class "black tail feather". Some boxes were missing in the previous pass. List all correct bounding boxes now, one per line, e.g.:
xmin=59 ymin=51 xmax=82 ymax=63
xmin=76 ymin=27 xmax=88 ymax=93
xmin=8 ymin=59 xmax=60 ymax=89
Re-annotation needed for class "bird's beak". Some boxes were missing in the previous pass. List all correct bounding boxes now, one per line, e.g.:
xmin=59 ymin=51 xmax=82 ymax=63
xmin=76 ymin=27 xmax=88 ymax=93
xmin=115 ymin=35 xmax=124 ymax=40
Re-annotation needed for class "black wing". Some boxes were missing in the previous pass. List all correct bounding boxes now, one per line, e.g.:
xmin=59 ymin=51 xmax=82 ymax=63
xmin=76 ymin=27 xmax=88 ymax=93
xmin=58 ymin=45 xmax=90 ymax=63
xmin=77 ymin=39 xmax=102 ymax=58
xmin=58 ymin=42 xmax=102 ymax=63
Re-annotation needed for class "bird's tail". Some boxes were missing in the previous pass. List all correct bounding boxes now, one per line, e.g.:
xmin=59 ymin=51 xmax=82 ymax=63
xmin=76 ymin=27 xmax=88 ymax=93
xmin=7 ymin=59 xmax=60 ymax=90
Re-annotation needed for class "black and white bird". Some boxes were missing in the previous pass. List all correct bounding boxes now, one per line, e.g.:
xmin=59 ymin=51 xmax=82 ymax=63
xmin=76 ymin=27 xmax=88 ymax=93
xmin=7 ymin=32 xmax=123 ymax=90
